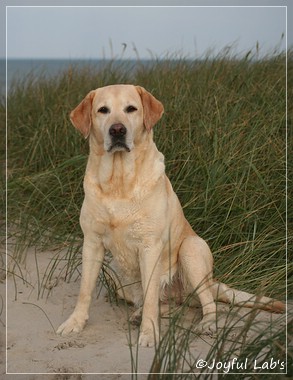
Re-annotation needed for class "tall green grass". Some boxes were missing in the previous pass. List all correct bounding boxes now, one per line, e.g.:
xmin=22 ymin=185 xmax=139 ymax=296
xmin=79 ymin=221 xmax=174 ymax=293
xmin=4 ymin=49 xmax=292 ymax=376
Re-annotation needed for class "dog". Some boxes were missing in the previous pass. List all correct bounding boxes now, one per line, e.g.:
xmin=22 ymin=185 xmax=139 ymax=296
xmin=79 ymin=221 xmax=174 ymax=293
xmin=57 ymin=84 xmax=285 ymax=347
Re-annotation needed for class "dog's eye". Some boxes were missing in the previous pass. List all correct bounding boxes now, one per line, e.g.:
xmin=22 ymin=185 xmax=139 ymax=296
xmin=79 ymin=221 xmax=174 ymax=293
xmin=98 ymin=106 xmax=110 ymax=114
xmin=125 ymin=105 xmax=137 ymax=113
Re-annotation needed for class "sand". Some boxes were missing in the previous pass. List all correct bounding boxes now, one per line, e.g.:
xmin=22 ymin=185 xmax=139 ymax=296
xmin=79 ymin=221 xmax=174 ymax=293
xmin=1 ymin=246 xmax=289 ymax=379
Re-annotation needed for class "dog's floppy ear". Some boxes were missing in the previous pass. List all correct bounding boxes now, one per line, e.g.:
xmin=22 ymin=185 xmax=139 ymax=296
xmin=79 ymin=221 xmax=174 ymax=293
xmin=136 ymin=86 xmax=164 ymax=131
xmin=70 ymin=90 xmax=95 ymax=138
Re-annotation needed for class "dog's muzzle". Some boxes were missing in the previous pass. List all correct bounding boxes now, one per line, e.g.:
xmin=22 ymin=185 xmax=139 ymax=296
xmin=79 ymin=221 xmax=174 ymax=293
xmin=107 ymin=123 xmax=130 ymax=152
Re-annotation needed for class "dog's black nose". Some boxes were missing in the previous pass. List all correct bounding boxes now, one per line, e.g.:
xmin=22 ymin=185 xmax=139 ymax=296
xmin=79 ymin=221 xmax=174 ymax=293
xmin=109 ymin=124 xmax=127 ymax=137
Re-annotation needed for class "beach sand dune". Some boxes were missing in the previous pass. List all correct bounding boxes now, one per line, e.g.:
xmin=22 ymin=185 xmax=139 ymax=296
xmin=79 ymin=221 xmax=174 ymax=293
xmin=2 ymin=247 xmax=288 ymax=377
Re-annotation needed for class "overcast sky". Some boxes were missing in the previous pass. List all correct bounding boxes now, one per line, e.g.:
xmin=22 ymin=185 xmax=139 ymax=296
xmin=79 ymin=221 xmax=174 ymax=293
xmin=2 ymin=0 xmax=291 ymax=60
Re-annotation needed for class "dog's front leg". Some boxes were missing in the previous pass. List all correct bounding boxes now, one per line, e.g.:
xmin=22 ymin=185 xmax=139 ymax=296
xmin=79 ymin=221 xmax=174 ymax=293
xmin=138 ymin=245 xmax=161 ymax=347
xmin=57 ymin=236 xmax=104 ymax=336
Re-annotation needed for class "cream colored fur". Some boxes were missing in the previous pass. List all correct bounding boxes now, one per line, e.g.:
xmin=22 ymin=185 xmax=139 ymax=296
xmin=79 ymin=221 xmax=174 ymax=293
xmin=57 ymin=84 xmax=285 ymax=347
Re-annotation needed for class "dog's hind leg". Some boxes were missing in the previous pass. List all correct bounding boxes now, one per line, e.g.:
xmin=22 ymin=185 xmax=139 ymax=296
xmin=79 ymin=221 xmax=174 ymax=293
xmin=210 ymin=281 xmax=285 ymax=313
xmin=179 ymin=235 xmax=217 ymax=333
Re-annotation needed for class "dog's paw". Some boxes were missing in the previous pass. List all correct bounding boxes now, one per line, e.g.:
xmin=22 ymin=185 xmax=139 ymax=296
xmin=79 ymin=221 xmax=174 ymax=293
xmin=195 ymin=314 xmax=217 ymax=336
xmin=138 ymin=322 xmax=159 ymax=347
xmin=138 ymin=330 xmax=157 ymax=347
xmin=129 ymin=307 xmax=142 ymax=326
xmin=57 ymin=314 xmax=87 ymax=336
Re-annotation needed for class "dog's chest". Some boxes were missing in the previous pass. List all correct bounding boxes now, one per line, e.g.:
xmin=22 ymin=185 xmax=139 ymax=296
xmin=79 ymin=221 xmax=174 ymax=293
xmin=93 ymin=194 xmax=144 ymax=243
xmin=96 ymin=198 xmax=145 ymax=272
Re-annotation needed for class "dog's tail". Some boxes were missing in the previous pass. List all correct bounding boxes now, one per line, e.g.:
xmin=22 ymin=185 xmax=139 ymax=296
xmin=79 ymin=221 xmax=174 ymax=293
xmin=211 ymin=281 xmax=285 ymax=313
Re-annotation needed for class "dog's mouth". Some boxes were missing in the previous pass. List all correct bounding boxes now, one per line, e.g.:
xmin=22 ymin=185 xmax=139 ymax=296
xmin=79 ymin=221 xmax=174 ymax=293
xmin=107 ymin=141 xmax=131 ymax=153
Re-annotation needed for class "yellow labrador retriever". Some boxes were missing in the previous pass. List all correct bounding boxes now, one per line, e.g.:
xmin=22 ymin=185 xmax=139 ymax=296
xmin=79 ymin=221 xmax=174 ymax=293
xmin=57 ymin=84 xmax=285 ymax=347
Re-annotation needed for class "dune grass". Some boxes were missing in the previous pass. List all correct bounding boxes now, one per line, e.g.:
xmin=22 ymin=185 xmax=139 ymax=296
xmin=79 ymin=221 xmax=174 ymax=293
xmin=4 ymin=49 xmax=292 ymax=376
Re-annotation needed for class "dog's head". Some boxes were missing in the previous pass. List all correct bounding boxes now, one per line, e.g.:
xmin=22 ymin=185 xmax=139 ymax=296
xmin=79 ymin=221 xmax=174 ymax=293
xmin=70 ymin=84 xmax=164 ymax=153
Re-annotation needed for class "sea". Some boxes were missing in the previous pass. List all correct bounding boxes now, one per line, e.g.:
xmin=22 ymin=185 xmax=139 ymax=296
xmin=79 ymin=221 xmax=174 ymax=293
xmin=0 ymin=58 xmax=155 ymax=96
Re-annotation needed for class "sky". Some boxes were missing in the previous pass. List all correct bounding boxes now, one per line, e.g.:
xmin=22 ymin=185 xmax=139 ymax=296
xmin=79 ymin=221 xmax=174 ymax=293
xmin=2 ymin=0 xmax=291 ymax=60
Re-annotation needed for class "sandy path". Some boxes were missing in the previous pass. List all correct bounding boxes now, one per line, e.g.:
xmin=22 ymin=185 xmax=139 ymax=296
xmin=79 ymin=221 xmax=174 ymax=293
xmin=2 ymin=246 xmax=288 ymax=378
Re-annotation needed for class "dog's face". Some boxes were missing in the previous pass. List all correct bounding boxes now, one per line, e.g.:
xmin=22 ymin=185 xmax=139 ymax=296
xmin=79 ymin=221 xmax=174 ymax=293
xmin=70 ymin=84 xmax=164 ymax=153
xmin=92 ymin=85 xmax=144 ymax=153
